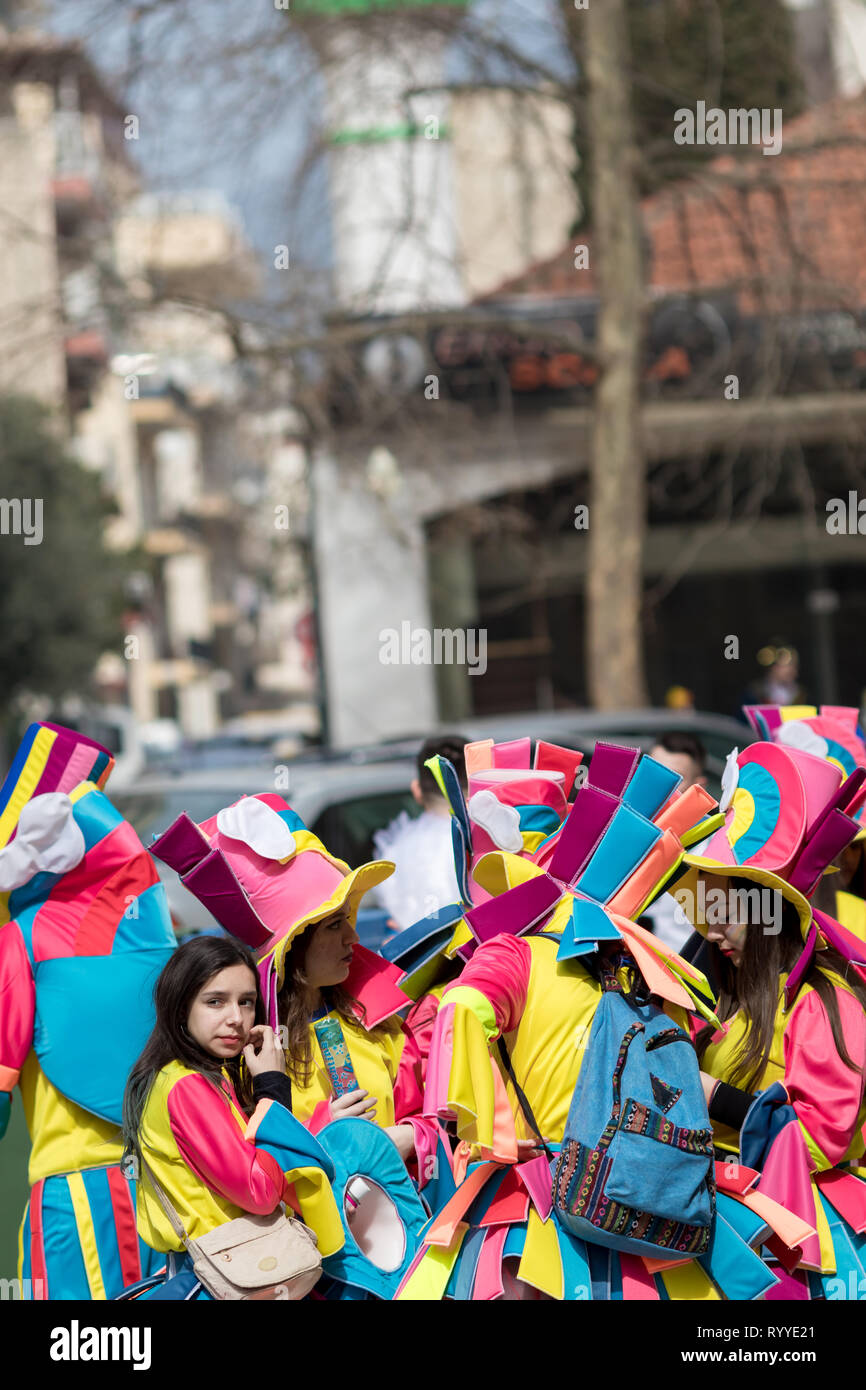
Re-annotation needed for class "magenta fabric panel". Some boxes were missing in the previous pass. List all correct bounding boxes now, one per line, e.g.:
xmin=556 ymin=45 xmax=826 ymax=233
xmin=586 ymin=742 xmax=639 ymax=797
xmin=548 ymin=785 xmax=618 ymax=885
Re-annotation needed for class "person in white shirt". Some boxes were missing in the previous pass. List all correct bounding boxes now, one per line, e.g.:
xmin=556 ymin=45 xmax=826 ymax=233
xmin=373 ymin=735 xmax=468 ymax=933
xmin=640 ymin=731 xmax=709 ymax=952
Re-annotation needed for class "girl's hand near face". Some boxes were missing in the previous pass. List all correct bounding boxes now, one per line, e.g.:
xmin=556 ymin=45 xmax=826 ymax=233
xmin=329 ymin=1088 xmax=377 ymax=1122
xmin=243 ymin=1025 xmax=286 ymax=1077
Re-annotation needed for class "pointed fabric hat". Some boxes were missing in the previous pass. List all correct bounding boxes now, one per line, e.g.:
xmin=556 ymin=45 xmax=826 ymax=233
xmin=0 ymin=722 xmax=115 ymax=926
xmin=382 ymin=738 xmax=580 ymax=998
xmin=452 ymin=741 xmax=723 ymax=1022
xmin=150 ymin=792 xmax=407 ymax=1030
xmin=744 ymin=704 xmax=866 ymax=840
xmin=680 ymin=727 xmax=866 ymax=1006
xmin=0 ymin=722 xmax=174 ymax=1125
xmin=681 ymin=740 xmax=862 ymax=935
xmin=428 ymin=737 xmax=582 ymax=906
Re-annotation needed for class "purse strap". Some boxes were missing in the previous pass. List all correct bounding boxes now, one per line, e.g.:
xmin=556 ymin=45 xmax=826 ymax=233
xmin=139 ymin=1154 xmax=195 ymax=1251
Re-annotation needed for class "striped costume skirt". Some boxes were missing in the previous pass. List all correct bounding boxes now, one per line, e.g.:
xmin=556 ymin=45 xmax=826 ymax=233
xmin=18 ymin=1165 xmax=161 ymax=1301
xmin=395 ymin=1152 xmax=817 ymax=1301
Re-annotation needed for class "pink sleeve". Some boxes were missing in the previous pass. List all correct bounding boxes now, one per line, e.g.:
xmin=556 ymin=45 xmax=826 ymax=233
xmin=0 ymin=921 xmax=35 ymax=1092
xmin=749 ymin=985 xmax=866 ymax=1269
xmin=391 ymin=1007 xmax=448 ymax=1185
xmin=397 ymin=992 xmax=441 ymax=1097
xmin=441 ymin=934 xmax=532 ymax=1036
xmin=307 ymin=1100 xmax=333 ymax=1136
xmin=783 ymin=986 xmax=866 ymax=1166
xmin=423 ymin=936 xmax=532 ymax=1161
xmin=167 ymin=1073 xmax=286 ymax=1214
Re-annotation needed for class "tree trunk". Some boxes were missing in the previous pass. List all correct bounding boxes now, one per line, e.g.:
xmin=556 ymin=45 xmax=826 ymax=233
xmin=584 ymin=0 xmax=648 ymax=709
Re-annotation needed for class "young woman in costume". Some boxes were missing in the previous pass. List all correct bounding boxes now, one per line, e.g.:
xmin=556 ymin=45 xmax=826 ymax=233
xmin=149 ymin=793 xmax=454 ymax=1297
xmin=271 ymin=906 xmax=428 ymax=1160
xmin=674 ymin=735 xmax=866 ymax=1298
xmin=743 ymin=704 xmax=866 ymax=940
xmin=121 ymin=934 xmax=343 ymax=1300
xmin=398 ymin=744 xmax=797 ymax=1301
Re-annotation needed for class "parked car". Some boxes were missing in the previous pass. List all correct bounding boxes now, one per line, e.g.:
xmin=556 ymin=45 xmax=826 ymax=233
xmin=349 ymin=708 xmax=753 ymax=802
xmin=112 ymin=757 xmax=418 ymax=944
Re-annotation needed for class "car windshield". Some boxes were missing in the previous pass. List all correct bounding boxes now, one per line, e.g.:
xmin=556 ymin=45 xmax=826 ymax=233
xmin=112 ymin=790 xmax=236 ymax=844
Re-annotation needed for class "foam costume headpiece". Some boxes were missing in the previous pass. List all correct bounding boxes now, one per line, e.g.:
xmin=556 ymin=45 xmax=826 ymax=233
xmin=744 ymin=704 xmax=866 ymax=840
xmin=382 ymin=738 xmax=581 ymax=999
xmin=0 ymin=721 xmax=113 ymax=914
xmin=0 ymin=723 xmax=175 ymax=1133
xmin=680 ymin=738 xmax=866 ymax=1005
xmin=150 ymin=793 xmax=410 ymax=1031
xmin=444 ymin=741 xmax=724 ymax=1022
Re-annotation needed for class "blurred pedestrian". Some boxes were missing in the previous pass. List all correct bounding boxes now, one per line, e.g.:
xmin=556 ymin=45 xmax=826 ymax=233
xmin=744 ymin=641 xmax=808 ymax=708
xmin=373 ymin=734 xmax=468 ymax=932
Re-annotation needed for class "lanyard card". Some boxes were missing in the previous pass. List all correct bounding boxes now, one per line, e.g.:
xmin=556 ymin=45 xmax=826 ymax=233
xmin=314 ymin=1015 xmax=360 ymax=1098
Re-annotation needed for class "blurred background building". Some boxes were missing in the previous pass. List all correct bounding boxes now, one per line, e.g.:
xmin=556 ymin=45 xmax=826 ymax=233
xmin=3 ymin=0 xmax=866 ymax=752
xmin=306 ymin=0 xmax=866 ymax=743
xmin=0 ymin=20 xmax=318 ymax=753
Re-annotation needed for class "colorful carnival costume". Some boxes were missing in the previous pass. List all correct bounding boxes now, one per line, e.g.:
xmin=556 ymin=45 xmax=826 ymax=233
xmin=744 ymin=704 xmax=866 ymax=942
xmin=399 ymin=742 xmax=808 ymax=1300
xmin=381 ymin=737 xmax=583 ymax=1086
xmin=677 ymin=735 xmax=866 ymax=1299
xmin=0 ymin=723 xmax=175 ymax=1299
xmin=128 ymin=1059 xmax=345 ymax=1301
xmin=150 ymin=792 xmax=453 ymax=1297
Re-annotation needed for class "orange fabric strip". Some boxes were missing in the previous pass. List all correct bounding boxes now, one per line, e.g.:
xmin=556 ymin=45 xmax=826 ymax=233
xmin=425 ymin=1162 xmax=501 ymax=1247
xmin=0 ymin=1064 xmax=20 ymax=1091
xmin=741 ymin=1189 xmax=816 ymax=1251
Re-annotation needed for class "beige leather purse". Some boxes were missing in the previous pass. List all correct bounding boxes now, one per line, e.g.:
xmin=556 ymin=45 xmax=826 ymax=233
xmin=143 ymin=1159 xmax=322 ymax=1300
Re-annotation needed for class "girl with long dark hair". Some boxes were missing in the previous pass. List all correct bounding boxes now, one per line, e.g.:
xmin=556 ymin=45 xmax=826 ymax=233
xmin=275 ymin=908 xmax=420 ymax=1157
xmin=694 ymin=874 xmax=866 ymax=1117
xmin=149 ymin=795 xmax=449 ymax=1184
xmin=678 ymin=737 xmax=866 ymax=1297
xmin=120 ymin=935 xmax=343 ymax=1299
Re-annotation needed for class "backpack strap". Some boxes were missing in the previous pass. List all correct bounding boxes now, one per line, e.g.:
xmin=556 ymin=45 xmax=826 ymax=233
xmin=496 ymin=1035 xmax=554 ymax=1162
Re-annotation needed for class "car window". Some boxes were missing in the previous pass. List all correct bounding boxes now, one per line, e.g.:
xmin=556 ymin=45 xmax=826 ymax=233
xmin=695 ymin=730 xmax=745 ymax=764
xmin=112 ymin=790 xmax=234 ymax=844
xmin=310 ymin=792 xmax=420 ymax=868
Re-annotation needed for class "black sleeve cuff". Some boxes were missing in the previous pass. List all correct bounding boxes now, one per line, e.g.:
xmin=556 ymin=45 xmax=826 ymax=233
xmin=252 ymin=1070 xmax=293 ymax=1111
xmin=708 ymin=1079 xmax=754 ymax=1130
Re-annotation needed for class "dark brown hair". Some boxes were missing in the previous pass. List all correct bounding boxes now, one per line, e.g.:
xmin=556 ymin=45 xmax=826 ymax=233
xmin=122 ymin=935 xmax=265 ymax=1163
xmin=277 ymin=918 xmax=397 ymax=1087
xmin=695 ymin=877 xmax=866 ymax=1091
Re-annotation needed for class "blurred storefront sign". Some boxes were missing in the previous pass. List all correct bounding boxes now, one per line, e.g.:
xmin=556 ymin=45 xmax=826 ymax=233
xmin=327 ymin=298 xmax=866 ymax=414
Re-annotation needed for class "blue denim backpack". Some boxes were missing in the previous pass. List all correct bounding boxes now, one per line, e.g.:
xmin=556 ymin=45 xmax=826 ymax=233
xmin=501 ymin=969 xmax=715 ymax=1260
xmin=552 ymin=976 xmax=715 ymax=1258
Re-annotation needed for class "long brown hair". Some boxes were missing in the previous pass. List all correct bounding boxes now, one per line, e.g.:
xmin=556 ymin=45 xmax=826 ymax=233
xmin=277 ymin=920 xmax=396 ymax=1087
xmin=122 ymin=935 xmax=265 ymax=1164
xmin=695 ymin=878 xmax=866 ymax=1091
